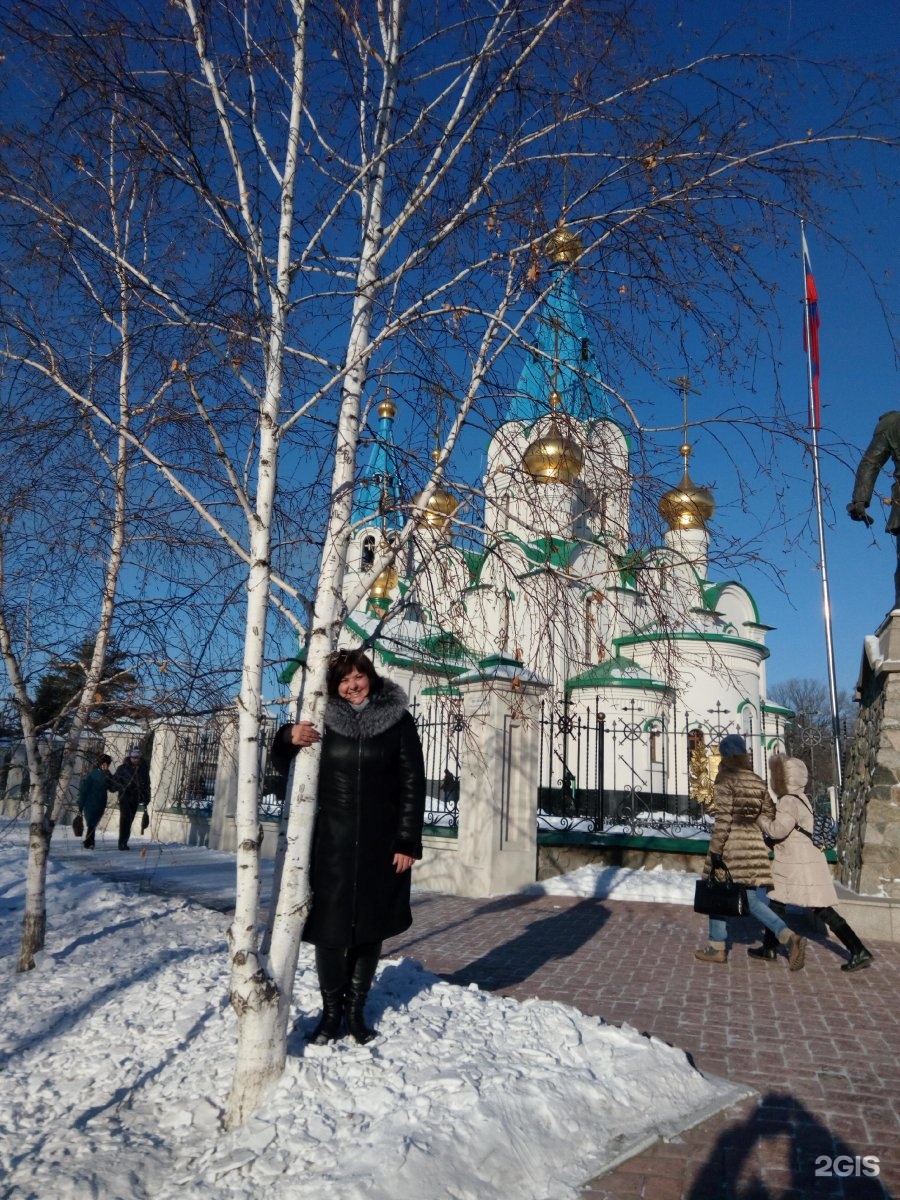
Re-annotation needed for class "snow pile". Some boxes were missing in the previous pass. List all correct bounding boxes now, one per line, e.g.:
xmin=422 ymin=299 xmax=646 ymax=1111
xmin=525 ymin=863 xmax=700 ymax=904
xmin=0 ymin=842 xmax=744 ymax=1200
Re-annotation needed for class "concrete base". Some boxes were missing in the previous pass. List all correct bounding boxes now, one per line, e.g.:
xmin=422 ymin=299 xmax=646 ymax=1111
xmin=834 ymin=881 xmax=900 ymax=944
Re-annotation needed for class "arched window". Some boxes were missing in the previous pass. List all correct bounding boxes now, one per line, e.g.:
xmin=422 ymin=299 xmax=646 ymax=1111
xmin=687 ymin=727 xmax=705 ymax=759
xmin=361 ymin=534 xmax=376 ymax=568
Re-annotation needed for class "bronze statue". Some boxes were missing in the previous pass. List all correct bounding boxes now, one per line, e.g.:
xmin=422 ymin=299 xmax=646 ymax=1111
xmin=848 ymin=410 xmax=900 ymax=609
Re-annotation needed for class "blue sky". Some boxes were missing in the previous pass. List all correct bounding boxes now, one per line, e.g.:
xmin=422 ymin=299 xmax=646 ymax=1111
xmin=620 ymin=0 xmax=899 ymax=696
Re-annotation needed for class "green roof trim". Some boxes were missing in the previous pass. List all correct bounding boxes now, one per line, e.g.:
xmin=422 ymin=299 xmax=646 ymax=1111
xmin=278 ymin=648 xmax=307 ymax=685
xmin=418 ymin=631 xmax=467 ymax=661
xmin=566 ymin=656 xmax=673 ymax=694
xmin=613 ymin=630 xmax=770 ymax=660
xmin=477 ymin=652 xmax=525 ymax=670
xmin=492 ymin=530 xmax=579 ymax=571
xmin=344 ymin=615 xmax=468 ymax=677
xmin=700 ymin=582 xmax=761 ymax=624
xmin=420 ymin=685 xmax=462 ymax=697
xmin=762 ymin=701 xmax=795 ymax=718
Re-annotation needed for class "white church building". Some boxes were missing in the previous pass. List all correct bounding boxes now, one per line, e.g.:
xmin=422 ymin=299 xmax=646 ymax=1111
xmin=279 ymin=225 xmax=790 ymax=895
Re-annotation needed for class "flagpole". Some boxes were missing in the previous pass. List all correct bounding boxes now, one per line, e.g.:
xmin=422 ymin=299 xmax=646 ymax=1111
xmin=801 ymin=219 xmax=843 ymax=794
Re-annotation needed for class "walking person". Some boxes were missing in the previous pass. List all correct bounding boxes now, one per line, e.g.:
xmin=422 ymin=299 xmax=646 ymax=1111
xmin=77 ymin=753 xmax=119 ymax=849
xmin=112 ymin=745 xmax=151 ymax=851
xmin=749 ymin=754 xmax=874 ymax=972
xmin=273 ymin=649 xmax=426 ymax=1045
xmin=695 ymin=734 xmax=805 ymax=968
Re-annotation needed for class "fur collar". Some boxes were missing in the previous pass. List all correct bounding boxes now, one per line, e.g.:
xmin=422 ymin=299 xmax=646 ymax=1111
xmin=323 ymin=678 xmax=409 ymax=740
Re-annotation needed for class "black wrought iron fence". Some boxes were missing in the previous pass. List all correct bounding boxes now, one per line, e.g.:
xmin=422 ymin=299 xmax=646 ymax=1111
xmin=780 ymin=719 xmax=848 ymax=803
xmin=258 ymin=716 xmax=284 ymax=819
xmin=409 ymin=697 xmax=464 ymax=833
xmin=169 ymin=726 xmax=220 ymax=815
xmin=537 ymin=696 xmax=775 ymax=837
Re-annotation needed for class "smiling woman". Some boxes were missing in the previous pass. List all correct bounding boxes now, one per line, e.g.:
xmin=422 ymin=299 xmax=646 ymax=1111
xmin=272 ymin=649 xmax=426 ymax=1046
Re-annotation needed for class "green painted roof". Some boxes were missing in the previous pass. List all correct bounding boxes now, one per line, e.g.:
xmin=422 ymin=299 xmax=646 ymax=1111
xmin=566 ymin=656 xmax=673 ymax=693
xmin=614 ymin=630 xmax=770 ymax=661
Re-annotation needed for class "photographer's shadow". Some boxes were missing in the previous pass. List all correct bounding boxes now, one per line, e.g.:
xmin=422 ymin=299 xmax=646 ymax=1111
xmin=687 ymin=1092 xmax=891 ymax=1199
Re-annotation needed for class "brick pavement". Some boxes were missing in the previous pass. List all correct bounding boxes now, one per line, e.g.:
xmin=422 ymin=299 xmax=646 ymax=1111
xmin=388 ymin=892 xmax=899 ymax=1200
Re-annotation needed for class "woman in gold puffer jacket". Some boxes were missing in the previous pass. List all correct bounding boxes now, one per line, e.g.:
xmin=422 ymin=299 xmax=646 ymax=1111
xmin=695 ymin=734 xmax=805 ymax=968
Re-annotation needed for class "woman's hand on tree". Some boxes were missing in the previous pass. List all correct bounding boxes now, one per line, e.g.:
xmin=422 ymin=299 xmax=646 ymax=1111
xmin=290 ymin=721 xmax=320 ymax=748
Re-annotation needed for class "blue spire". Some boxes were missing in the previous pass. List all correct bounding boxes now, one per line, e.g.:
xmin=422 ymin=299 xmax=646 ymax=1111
xmin=352 ymin=396 xmax=402 ymax=530
xmin=507 ymin=264 xmax=611 ymax=424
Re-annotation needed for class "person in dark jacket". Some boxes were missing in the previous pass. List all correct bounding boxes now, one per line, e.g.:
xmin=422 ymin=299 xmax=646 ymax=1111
xmin=77 ymin=753 xmax=119 ymax=849
xmin=274 ymin=649 xmax=426 ymax=1046
xmin=112 ymin=745 xmax=151 ymax=851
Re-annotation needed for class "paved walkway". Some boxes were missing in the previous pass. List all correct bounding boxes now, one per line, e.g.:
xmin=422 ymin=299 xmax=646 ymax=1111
xmin=52 ymin=834 xmax=899 ymax=1200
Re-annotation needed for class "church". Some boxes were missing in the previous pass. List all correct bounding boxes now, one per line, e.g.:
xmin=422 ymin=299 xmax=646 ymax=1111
xmin=285 ymin=224 xmax=788 ymax=854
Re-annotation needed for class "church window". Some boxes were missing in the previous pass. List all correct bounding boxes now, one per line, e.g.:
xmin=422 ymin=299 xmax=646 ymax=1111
xmin=581 ymin=337 xmax=590 ymax=362
xmin=361 ymin=535 xmax=375 ymax=568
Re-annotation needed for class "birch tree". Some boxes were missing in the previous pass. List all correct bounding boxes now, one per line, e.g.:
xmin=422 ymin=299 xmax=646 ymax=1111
xmin=1 ymin=0 xmax=894 ymax=1122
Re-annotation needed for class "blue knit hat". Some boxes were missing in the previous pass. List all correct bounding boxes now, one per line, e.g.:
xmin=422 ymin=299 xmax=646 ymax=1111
xmin=719 ymin=733 xmax=747 ymax=757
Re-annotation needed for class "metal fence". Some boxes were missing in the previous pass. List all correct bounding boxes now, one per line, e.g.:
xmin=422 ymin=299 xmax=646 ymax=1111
xmin=410 ymin=697 xmax=464 ymax=833
xmin=536 ymin=696 xmax=782 ymax=838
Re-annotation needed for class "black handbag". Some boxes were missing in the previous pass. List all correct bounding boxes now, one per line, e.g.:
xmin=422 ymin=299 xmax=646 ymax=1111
xmin=72 ymin=812 xmax=84 ymax=838
xmin=693 ymin=866 xmax=748 ymax=917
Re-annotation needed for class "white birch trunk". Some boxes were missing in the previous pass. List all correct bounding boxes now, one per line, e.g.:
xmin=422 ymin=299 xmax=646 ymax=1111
xmin=10 ymin=175 xmax=133 ymax=971
xmin=225 ymin=0 xmax=403 ymax=1126
xmin=0 ymin=596 xmax=49 ymax=972
xmin=223 ymin=1 xmax=308 ymax=1129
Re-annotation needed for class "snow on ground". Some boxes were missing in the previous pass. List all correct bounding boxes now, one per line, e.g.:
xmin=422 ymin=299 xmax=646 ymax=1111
xmin=0 ymin=836 xmax=743 ymax=1200
xmin=524 ymin=863 xmax=700 ymax=904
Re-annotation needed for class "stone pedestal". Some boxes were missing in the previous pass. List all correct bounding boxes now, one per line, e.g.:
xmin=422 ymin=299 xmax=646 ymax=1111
xmin=840 ymin=611 xmax=900 ymax=899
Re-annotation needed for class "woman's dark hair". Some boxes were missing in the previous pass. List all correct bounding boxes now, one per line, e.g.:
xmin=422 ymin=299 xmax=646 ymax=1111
xmin=98 ymin=754 xmax=112 ymax=767
xmin=326 ymin=648 xmax=382 ymax=698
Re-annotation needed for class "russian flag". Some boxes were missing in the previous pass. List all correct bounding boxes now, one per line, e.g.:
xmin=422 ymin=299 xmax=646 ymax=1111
xmin=802 ymin=230 xmax=821 ymax=431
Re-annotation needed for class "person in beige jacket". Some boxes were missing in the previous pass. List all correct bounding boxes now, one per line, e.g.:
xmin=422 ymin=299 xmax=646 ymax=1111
xmin=695 ymin=734 xmax=805 ymax=968
xmin=751 ymin=753 xmax=874 ymax=973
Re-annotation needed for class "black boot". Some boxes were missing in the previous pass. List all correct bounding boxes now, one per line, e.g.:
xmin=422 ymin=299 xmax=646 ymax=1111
xmin=748 ymin=927 xmax=779 ymax=961
xmin=309 ymin=946 xmax=349 ymax=1045
xmin=821 ymin=910 xmax=875 ymax=973
xmin=345 ymin=941 xmax=381 ymax=1044
xmin=310 ymin=990 xmax=345 ymax=1045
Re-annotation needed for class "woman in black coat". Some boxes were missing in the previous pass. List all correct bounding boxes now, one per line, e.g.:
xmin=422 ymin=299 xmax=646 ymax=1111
xmin=274 ymin=649 xmax=426 ymax=1045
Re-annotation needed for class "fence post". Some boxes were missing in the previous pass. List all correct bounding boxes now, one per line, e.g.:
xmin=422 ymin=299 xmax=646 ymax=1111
xmin=452 ymin=662 xmax=549 ymax=897
xmin=209 ymin=705 xmax=240 ymax=853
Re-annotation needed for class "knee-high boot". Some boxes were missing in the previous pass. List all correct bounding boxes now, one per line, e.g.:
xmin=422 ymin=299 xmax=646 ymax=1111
xmin=819 ymin=908 xmax=874 ymax=973
xmin=310 ymin=946 xmax=349 ymax=1045
xmin=345 ymin=941 xmax=382 ymax=1044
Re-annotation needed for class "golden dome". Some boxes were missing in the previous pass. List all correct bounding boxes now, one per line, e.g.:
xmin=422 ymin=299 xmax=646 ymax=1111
xmin=545 ymin=223 xmax=583 ymax=266
xmin=369 ymin=563 xmax=398 ymax=600
xmin=412 ymin=485 xmax=458 ymax=530
xmin=659 ymin=468 xmax=715 ymax=530
xmin=378 ymin=397 xmax=397 ymax=419
xmin=522 ymin=420 xmax=584 ymax=484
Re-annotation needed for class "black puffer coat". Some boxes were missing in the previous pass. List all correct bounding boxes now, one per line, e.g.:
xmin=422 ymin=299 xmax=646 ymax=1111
xmin=275 ymin=680 xmax=426 ymax=948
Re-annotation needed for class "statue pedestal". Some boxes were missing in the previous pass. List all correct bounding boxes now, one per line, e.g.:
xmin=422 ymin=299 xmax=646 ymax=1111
xmin=840 ymin=611 xmax=900 ymax=902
